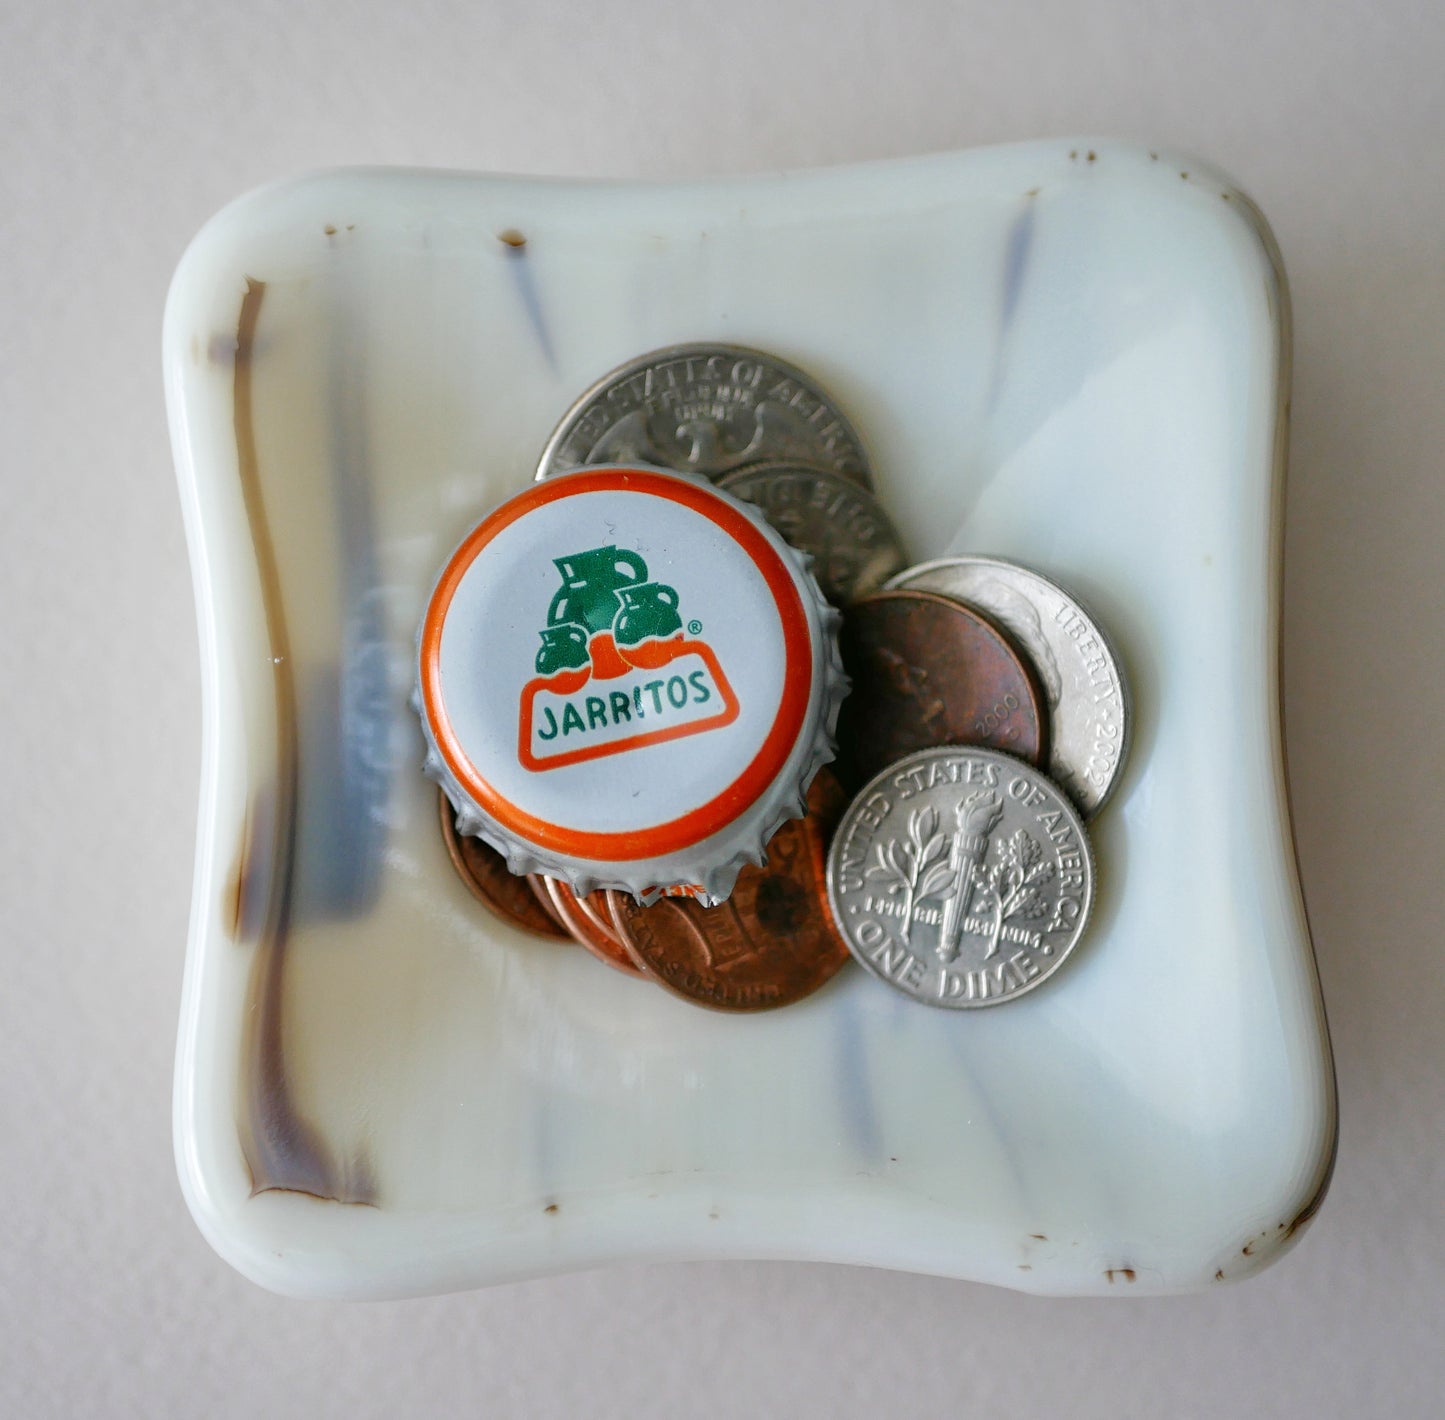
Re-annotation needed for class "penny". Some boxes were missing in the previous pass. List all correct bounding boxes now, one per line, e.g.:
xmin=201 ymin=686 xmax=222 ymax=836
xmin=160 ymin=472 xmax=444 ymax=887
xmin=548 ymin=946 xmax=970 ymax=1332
xmin=717 ymin=462 xmax=907 ymax=605
xmin=832 ymin=589 xmax=1047 ymax=793
xmin=438 ymin=790 xmax=570 ymax=942
xmin=540 ymin=876 xmax=648 ymax=978
xmin=535 ymin=343 xmax=872 ymax=485
xmin=604 ymin=769 xmax=850 ymax=1011
xmin=826 ymin=746 xmax=1094 ymax=1008
xmin=526 ymin=873 xmax=572 ymax=933
xmin=886 ymin=557 xmax=1130 ymax=816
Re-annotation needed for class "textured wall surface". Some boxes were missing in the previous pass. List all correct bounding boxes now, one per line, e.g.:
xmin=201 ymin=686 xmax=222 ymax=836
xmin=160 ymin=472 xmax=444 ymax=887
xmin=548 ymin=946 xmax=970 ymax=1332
xmin=3 ymin=2 xmax=1442 ymax=1415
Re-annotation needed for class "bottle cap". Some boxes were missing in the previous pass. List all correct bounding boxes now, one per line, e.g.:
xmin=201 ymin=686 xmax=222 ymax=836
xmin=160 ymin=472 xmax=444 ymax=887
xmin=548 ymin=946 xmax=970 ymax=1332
xmin=414 ymin=466 xmax=846 ymax=902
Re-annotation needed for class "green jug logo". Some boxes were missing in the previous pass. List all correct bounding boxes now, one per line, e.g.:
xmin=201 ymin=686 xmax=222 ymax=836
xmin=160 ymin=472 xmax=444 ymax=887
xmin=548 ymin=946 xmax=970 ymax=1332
xmin=519 ymin=544 xmax=739 ymax=772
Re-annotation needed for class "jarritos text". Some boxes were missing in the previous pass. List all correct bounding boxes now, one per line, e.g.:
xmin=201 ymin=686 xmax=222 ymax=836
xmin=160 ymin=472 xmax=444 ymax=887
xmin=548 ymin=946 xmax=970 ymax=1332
xmin=519 ymin=544 xmax=739 ymax=771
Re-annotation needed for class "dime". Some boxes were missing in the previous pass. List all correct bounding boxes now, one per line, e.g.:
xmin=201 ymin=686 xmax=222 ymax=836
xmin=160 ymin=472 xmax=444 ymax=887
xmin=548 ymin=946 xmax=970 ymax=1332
xmin=826 ymin=747 xmax=1094 ymax=1008
xmin=832 ymin=589 xmax=1047 ymax=793
xmin=541 ymin=877 xmax=648 ymax=978
xmin=886 ymin=557 xmax=1130 ymax=816
xmin=535 ymin=343 xmax=872 ymax=485
xmin=604 ymin=769 xmax=850 ymax=1011
xmin=438 ymin=790 xmax=570 ymax=941
xmin=717 ymin=462 xmax=907 ymax=605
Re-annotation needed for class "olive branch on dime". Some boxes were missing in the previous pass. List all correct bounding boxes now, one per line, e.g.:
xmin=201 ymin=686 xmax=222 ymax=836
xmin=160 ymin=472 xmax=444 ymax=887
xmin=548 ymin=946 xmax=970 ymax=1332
xmin=863 ymin=805 xmax=956 ymax=944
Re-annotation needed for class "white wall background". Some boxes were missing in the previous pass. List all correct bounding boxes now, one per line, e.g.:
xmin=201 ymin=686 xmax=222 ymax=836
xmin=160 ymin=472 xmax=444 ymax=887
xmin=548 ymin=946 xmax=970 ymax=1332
xmin=3 ymin=2 xmax=1442 ymax=1415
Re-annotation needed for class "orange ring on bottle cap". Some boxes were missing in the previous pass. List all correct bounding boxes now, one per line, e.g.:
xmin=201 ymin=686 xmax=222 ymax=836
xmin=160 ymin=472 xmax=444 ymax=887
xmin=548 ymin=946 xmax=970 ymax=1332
xmin=419 ymin=468 xmax=814 ymax=862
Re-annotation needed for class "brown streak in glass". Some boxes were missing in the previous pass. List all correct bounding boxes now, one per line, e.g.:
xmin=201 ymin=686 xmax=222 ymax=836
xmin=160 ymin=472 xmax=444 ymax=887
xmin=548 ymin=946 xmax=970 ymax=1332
xmin=231 ymin=277 xmax=374 ymax=1206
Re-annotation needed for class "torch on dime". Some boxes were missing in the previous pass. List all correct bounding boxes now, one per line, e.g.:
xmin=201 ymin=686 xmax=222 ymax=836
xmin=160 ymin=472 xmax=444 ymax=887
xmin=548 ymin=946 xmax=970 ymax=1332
xmin=826 ymin=746 xmax=1094 ymax=1008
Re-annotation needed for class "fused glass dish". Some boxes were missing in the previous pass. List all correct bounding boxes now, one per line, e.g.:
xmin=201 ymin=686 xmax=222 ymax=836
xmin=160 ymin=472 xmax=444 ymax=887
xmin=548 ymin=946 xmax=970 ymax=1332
xmin=165 ymin=142 xmax=1335 ymax=1298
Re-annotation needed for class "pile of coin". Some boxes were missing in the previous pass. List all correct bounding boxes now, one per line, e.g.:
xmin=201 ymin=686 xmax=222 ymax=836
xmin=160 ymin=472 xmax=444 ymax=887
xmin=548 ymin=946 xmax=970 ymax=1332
xmin=442 ymin=343 xmax=1130 ymax=1011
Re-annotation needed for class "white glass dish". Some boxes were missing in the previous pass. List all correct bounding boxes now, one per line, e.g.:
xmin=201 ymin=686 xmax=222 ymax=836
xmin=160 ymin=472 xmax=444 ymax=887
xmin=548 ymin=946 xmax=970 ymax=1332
xmin=165 ymin=142 xmax=1335 ymax=1299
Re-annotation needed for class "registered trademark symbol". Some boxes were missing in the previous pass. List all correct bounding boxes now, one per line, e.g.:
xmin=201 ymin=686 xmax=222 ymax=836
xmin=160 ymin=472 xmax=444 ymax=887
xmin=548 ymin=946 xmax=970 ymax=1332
xmin=687 ymin=620 xmax=702 ymax=635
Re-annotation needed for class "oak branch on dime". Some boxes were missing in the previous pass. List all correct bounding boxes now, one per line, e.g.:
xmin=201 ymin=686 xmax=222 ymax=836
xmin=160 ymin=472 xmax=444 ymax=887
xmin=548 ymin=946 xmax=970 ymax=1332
xmin=973 ymin=830 xmax=1055 ymax=959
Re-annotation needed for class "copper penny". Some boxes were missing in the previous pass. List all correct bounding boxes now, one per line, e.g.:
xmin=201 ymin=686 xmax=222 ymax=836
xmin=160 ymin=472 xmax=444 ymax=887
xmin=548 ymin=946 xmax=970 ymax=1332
xmin=526 ymin=873 xmax=573 ymax=934
xmin=604 ymin=769 xmax=850 ymax=1011
xmin=541 ymin=876 xmax=648 ymax=978
xmin=832 ymin=589 xmax=1048 ymax=792
xmin=437 ymin=789 xmax=570 ymax=941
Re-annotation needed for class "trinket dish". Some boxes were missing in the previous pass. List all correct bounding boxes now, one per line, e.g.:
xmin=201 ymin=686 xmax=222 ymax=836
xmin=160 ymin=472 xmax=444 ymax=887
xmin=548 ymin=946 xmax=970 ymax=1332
xmin=165 ymin=142 xmax=1335 ymax=1298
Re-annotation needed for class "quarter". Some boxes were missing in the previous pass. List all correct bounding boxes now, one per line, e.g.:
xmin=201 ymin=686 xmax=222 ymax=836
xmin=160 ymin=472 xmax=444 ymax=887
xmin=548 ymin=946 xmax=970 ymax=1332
xmin=535 ymin=343 xmax=872 ymax=485
xmin=717 ymin=462 xmax=907 ymax=605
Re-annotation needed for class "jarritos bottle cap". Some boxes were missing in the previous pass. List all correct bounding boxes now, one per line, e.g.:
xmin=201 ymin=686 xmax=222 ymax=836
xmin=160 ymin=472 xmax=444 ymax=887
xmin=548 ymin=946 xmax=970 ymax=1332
xmin=415 ymin=466 xmax=846 ymax=902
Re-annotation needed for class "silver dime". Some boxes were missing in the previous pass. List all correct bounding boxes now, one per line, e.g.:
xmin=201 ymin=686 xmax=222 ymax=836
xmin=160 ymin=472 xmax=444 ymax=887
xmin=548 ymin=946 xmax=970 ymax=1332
xmin=826 ymin=747 xmax=1094 ymax=1008
xmin=535 ymin=343 xmax=872 ymax=485
xmin=886 ymin=557 xmax=1130 ymax=816
xmin=717 ymin=462 xmax=907 ymax=605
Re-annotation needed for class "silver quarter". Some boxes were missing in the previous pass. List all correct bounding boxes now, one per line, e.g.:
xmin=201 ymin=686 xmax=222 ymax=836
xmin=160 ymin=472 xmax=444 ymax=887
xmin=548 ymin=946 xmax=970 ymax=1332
xmin=535 ymin=343 xmax=872 ymax=485
xmin=886 ymin=557 xmax=1130 ymax=816
xmin=717 ymin=462 xmax=906 ymax=605
xmin=826 ymin=747 xmax=1094 ymax=1008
